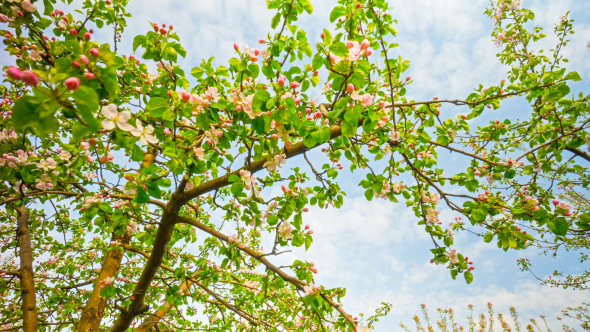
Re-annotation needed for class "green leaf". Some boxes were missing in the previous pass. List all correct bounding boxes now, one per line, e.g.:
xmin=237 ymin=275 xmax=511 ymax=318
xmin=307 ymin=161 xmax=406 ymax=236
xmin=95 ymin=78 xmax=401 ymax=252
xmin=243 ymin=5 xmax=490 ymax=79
xmin=564 ymin=71 xmax=582 ymax=81
xmin=73 ymin=86 xmax=99 ymax=132
xmin=252 ymin=90 xmax=271 ymax=110
xmin=483 ymin=233 xmax=494 ymax=243
xmin=300 ymin=0 xmax=313 ymax=13
xmin=580 ymin=213 xmax=590 ymax=225
xmin=228 ymin=174 xmax=240 ymax=183
xmin=329 ymin=42 xmax=349 ymax=57
xmin=72 ymin=122 xmax=93 ymax=140
xmin=21 ymin=165 xmax=37 ymax=184
xmin=191 ymin=67 xmax=205 ymax=78
xmin=464 ymin=271 xmax=474 ymax=284
xmin=12 ymin=94 xmax=60 ymax=136
xmin=344 ymin=104 xmax=363 ymax=125
xmin=387 ymin=26 xmax=398 ymax=36
xmin=145 ymin=97 xmax=168 ymax=117
xmin=133 ymin=187 xmax=150 ymax=204
xmin=43 ymin=0 xmax=54 ymax=15
xmin=271 ymin=13 xmax=281 ymax=29
xmin=364 ymin=189 xmax=374 ymax=201
xmin=547 ymin=217 xmax=568 ymax=236
xmin=312 ymin=54 xmax=324 ymax=71
xmin=231 ymin=182 xmax=244 ymax=196
xmin=341 ymin=121 xmax=356 ymax=137
xmin=504 ymin=169 xmax=516 ymax=179
xmin=133 ymin=35 xmax=146 ymax=52
xmin=131 ymin=145 xmax=144 ymax=162
xmin=267 ymin=215 xmax=279 ymax=226
xmin=329 ymin=6 xmax=345 ymax=23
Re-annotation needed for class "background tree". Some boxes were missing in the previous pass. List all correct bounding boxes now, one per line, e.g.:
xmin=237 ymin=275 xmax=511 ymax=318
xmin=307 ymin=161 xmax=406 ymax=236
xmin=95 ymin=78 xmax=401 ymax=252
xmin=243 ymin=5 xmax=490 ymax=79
xmin=0 ymin=0 xmax=588 ymax=331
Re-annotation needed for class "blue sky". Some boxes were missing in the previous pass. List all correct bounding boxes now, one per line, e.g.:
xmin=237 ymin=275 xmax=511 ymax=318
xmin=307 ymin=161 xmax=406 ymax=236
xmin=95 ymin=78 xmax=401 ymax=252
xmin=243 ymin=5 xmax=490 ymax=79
xmin=3 ymin=0 xmax=590 ymax=329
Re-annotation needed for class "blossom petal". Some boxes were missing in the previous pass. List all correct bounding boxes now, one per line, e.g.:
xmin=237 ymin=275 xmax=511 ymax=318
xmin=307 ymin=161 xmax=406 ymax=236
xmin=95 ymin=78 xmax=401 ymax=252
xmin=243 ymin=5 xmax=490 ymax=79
xmin=116 ymin=121 xmax=135 ymax=132
xmin=145 ymin=134 xmax=159 ymax=144
xmin=101 ymin=104 xmax=118 ymax=119
xmin=101 ymin=119 xmax=116 ymax=130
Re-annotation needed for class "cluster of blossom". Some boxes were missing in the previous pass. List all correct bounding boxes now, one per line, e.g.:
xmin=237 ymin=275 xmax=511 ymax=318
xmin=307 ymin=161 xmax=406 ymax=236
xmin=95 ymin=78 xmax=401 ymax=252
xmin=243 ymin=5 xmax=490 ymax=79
xmin=0 ymin=0 xmax=37 ymax=24
xmin=101 ymin=104 xmax=158 ymax=145
xmin=347 ymin=83 xmax=374 ymax=107
xmin=426 ymin=208 xmax=441 ymax=224
xmin=278 ymin=221 xmax=294 ymax=242
xmin=0 ymin=128 xmax=17 ymax=142
xmin=491 ymin=0 xmax=523 ymax=25
xmin=260 ymin=200 xmax=278 ymax=224
xmin=204 ymin=126 xmax=223 ymax=145
xmin=81 ymin=193 xmax=104 ymax=211
xmin=263 ymin=153 xmax=287 ymax=172
xmin=422 ymin=191 xmax=441 ymax=205
xmin=303 ymin=283 xmax=321 ymax=296
xmin=227 ymin=234 xmax=247 ymax=249
xmin=330 ymin=39 xmax=373 ymax=63
xmin=178 ymin=87 xmax=220 ymax=115
xmin=0 ymin=149 xmax=34 ymax=168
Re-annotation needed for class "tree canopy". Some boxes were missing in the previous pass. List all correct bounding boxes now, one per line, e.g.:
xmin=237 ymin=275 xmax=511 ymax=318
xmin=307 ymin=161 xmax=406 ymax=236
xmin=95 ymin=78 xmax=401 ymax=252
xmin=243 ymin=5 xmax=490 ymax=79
xmin=0 ymin=0 xmax=588 ymax=331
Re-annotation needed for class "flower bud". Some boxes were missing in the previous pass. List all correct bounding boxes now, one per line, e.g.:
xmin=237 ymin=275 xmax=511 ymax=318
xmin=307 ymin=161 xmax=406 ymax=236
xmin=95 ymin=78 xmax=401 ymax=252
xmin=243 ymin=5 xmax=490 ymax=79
xmin=64 ymin=77 xmax=80 ymax=90
xmin=84 ymin=32 xmax=92 ymax=40
xmin=84 ymin=72 xmax=95 ymax=79
xmin=79 ymin=54 xmax=89 ymax=64
xmin=233 ymin=43 xmax=239 ymax=51
xmin=89 ymin=48 xmax=99 ymax=57
xmin=69 ymin=28 xmax=78 ymax=37
xmin=346 ymin=83 xmax=354 ymax=94
xmin=6 ymin=66 xmax=22 ymax=80
xmin=159 ymin=28 xmax=167 ymax=35
xmin=360 ymin=39 xmax=370 ymax=49
xmin=21 ymin=70 xmax=38 ymax=86
xmin=258 ymin=38 xmax=265 ymax=44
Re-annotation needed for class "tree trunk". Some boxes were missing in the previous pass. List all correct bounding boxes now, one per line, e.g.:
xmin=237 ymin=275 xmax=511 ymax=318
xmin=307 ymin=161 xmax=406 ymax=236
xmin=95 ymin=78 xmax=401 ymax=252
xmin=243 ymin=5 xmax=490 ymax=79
xmin=77 ymin=233 xmax=130 ymax=332
xmin=16 ymin=205 xmax=38 ymax=332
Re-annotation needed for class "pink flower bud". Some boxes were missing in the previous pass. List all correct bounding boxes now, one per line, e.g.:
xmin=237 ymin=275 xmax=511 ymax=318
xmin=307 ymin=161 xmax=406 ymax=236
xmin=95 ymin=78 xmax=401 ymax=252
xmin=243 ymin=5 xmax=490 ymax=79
xmin=84 ymin=72 xmax=95 ymax=79
xmin=346 ymin=83 xmax=355 ymax=94
xmin=159 ymin=28 xmax=167 ymax=35
xmin=84 ymin=32 xmax=92 ymax=40
xmin=321 ymin=32 xmax=325 ymax=38
xmin=64 ymin=77 xmax=80 ymax=90
xmin=277 ymin=78 xmax=285 ymax=87
xmin=89 ymin=48 xmax=99 ymax=57
xmin=233 ymin=43 xmax=239 ymax=51
xmin=153 ymin=23 xmax=159 ymax=31
xmin=181 ymin=91 xmax=190 ymax=102
xmin=406 ymin=76 xmax=411 ymax=81
xmin=69 ymin=29 xmax=78 ymax=37
xmin=346 ymin=41 xmax=354 ymax=49
xmin=6 ymin=66 xmax=22 ymax=80
xmin=365 ymin=49 xmax=373 ymax=56
xmin=21 ymin=70 xmax=38 ymax=86
xmin=79 ymin=54 xmax=89 ymax=65
xmin=552 ymin=199 xmax=559 ymax=205
xmin=360 ymin=39 xmax=370 ymax=49
xmin=169 ymin=25 xmax=173 ymax=30
xmin=290 ymin=81 xmax=300 ymax=89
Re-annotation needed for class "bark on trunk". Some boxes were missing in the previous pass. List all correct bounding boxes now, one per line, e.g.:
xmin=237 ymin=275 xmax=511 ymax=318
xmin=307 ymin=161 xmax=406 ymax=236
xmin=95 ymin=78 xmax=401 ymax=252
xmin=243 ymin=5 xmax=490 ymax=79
xmin=16 ymin=205 xmax=38 ymax=332
xmin=76 ymin=233 xmax=130 ymax=332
